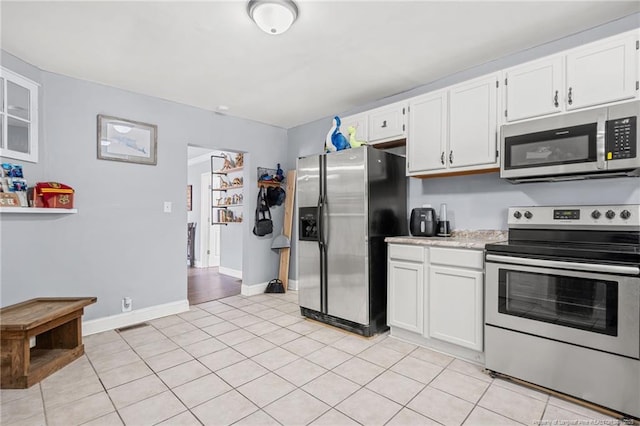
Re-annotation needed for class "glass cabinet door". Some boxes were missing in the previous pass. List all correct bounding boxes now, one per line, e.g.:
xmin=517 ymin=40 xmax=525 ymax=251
xmin=0 ymin=68 xmax=38 ymax=162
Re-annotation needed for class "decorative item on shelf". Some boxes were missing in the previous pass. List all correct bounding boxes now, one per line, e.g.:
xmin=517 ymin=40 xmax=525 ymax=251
xmin=325 ymin=116 xmax=350 ymax=152
xmin=219 ymin=176 xmax=231 ymax=188
xmin=347 ymin=125 xmax=367 ymax=148
xmin=221 ymin=153 xmax=236 ymax=170
xmin=235 ymin=152 xmax=244 ymax=168
xmin=0 ymin=193 xmax=21 ymax=207
xmin=232 ymin=177 xmax=243 ymax=187
xmin=29 ymin=182 xmax=75 ymax=209
xmin=257 ymin=165 xmax=286 ymax=188
xmin=1 ymin=163 xmax=28 ymax=206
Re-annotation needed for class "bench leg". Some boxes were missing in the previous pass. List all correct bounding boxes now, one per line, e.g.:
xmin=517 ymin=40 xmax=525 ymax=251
xmin=1 ymin=336 xmax=29 ymax=388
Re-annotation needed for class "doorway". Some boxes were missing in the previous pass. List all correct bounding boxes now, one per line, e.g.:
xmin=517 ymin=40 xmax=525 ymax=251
xmin=187 ymin=146 xmax=244 ymax=305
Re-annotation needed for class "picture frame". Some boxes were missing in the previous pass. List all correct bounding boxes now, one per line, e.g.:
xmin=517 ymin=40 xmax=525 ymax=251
xmin=187 ymin=185 xmax=192 ymax=211
xmin=97 ymin=114 xmax=157 ymax=165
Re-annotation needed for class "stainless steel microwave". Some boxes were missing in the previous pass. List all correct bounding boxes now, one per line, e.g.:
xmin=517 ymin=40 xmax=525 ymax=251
xmin=500 ymin=100 xmax=640 ymax=182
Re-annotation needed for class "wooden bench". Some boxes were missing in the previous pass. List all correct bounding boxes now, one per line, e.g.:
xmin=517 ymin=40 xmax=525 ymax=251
xmin=1 ymin=297 xmax=96 ymax=389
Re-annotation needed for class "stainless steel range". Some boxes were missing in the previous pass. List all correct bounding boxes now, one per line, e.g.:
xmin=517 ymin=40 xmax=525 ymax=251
xmin=485 ymin=205 xmax=640 ymax=418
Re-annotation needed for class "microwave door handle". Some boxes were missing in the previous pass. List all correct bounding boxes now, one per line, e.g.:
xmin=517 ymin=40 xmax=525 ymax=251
xmin=596 ymin=114 xmax=606 ymax=170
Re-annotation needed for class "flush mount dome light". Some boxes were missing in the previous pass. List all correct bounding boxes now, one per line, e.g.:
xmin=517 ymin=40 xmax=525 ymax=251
xmin=248 ymin=0 xmax=298 ymax=35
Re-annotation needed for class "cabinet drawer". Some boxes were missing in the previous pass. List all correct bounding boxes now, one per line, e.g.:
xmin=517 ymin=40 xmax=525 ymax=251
xmin=368 ymin=102 xmax=407 ymax=143
xmin=430 ymin=247 xmax=483 ymax=270
xmin=389 ymin=244 xmax=424 ymax=262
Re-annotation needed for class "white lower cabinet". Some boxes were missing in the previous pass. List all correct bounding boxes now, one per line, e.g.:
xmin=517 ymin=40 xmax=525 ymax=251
xmin=387 ymin=245 xmax=424 ymax=334
xmin=387 ymin=244 xmax=485 ymax=362
xmin=428 ymin=265 xmax=484 ymax=351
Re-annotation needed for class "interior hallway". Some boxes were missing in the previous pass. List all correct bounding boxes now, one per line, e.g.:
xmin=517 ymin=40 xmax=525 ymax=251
xmin=188 ymin=267 xmax=241 ymax=305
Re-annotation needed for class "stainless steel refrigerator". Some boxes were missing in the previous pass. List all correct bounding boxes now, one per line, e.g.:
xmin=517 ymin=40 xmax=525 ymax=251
xmin=297 ymin=146 xmax=407 ymax=336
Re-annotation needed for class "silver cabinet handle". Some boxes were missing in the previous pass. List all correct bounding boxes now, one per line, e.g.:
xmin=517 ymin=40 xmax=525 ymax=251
xmin=440 ymin=152 xmax=445 ymax=165
xmin=568 ymin=87 xmax=573 ymax=105
xmin=381 ymin=120 xmax=387 ymax=128
xmin=554 ymin=90 xmax=559 ymax=108
xmin=449 ymin=150 xmax=453 ymax=164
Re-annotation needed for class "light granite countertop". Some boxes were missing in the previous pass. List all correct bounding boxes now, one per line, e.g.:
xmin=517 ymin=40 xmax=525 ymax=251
xmin=385 ymin=230 xmax=508 ymax=250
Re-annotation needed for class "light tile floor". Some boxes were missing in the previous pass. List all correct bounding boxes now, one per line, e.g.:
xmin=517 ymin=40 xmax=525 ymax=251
xmin=0 ymin=291 xmax=629 ymax=426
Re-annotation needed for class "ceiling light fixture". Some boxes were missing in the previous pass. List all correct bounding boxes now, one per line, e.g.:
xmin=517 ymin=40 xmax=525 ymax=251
xmin=247 ymin=0 xmax=298 ymax=35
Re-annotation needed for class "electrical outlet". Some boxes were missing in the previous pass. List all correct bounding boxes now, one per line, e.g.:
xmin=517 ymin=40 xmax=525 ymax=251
xmin=122 ymin=297 xmax=132 ymax=312
xmin=163 ymin=201 xmax=172 ymax=213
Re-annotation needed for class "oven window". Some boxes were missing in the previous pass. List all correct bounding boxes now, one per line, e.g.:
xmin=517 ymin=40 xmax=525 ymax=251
xmin=504 ymin=123 xmax=597 ymax=169
xmin=498 ymin=270 xmax=618 ymax=336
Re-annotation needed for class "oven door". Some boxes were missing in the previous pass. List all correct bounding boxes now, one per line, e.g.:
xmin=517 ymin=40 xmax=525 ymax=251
xmin=486 ymin=254 xmax=640 ymax=359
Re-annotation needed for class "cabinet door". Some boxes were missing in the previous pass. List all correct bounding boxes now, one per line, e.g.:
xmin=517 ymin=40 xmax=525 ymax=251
xmin=341 ymin=113 xmax=368 ymax=143
xmin=407 ymin=90 xmax=448 ymax=174
xmin=505 ymin=56 xmax=563 ymax=122
xmin=368 ymin=101 xmax=407 ymax=144
xmin=566 ymin=32 xmax=637 ymax=111
xmin=388 ymin=259 xmax=424 ymax=334
xmin=428 ymin=265 xmax=483 ymax=351
xmin=449 ymin=74 xmax=499 ymax=169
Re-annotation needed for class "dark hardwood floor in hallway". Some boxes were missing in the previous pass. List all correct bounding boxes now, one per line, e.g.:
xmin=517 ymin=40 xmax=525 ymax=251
xmin=187 ymin=267 xmax=241 ymax=305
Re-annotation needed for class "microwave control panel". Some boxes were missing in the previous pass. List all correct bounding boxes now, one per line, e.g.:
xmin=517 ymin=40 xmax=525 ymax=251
xmin=606 ymin=116 xmax=636 ymax=160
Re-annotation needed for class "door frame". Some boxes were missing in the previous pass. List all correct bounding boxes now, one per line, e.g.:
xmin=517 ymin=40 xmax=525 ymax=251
xmin=200 ymin=171 xmax=220 ymax=267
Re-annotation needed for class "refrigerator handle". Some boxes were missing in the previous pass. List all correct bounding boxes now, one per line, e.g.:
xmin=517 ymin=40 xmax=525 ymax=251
xmin=317 ymin=195 xmax=324 ymax=248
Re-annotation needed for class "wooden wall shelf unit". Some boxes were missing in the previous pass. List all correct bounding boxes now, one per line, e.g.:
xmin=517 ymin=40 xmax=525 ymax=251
xmin=0 ymin=297 xmax=96 ymax=389
xmin=211 ymin=154 xmax=244 ymax=225
xmin=0 ymin=207 xmax=78 ymax=214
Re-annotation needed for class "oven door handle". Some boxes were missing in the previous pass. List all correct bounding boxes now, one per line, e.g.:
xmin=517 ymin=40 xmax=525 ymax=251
xmin=486 ymin=254 xmax=640 ymax=275
xmin=596 ymin=113 xmax=606 ymax=170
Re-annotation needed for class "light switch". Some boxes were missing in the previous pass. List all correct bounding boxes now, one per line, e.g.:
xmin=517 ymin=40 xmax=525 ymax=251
xmin=163 ymin=201 xmax=172 ymax=213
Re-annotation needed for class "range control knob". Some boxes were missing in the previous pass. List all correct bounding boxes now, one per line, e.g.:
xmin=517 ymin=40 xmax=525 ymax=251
xmin=591 ymin=210 xmax=601 ymax=219
xmin=605 ymin=210 xmax=616 ymax=219
xmin=513 ymin=211 xmax=522 ymax=219
xmin=524 ymin=211 xmax=533 ymax=219
xmin=620 ymin=210 xmax=631 ymax=220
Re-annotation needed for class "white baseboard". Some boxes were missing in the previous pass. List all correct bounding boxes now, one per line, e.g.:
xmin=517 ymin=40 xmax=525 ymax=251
xmin=83 ymin=299 xmax=190 ymax=336
xmin=219 ymin=266 xmax=242 ymax=279
xmin=193 ymin=260 xmax=204 ymax=268
xmin=288 ymin=279 xmax=299 ymax=291
xmin=241 ymin=282 xmax=269 ymax=296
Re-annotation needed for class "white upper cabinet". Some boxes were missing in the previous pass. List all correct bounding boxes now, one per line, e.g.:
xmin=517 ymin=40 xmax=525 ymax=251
xmin=0 ymin=67 xmax=39 ymax=163
xmin=448 ymin=74 xmax=499 ymax=169
xmin=407 ymin=90 xmax=447 ymax=174
xmin=503 ymin=30 xmax=638 ymax=123
xmin=367 ymin=101 xmax=407 ymax=144
xmin=505 ymin=56 xmax=563 ymax=122
xmin=566 ymin=31 xmax=638 ymax=111
xmin=340 ymin=113 xmax=368 ymax=145
xmin=406 ymin=73 xmax=499 ymax=176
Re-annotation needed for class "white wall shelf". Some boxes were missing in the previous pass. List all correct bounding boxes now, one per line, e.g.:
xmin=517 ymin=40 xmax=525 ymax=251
xmin=0 ymin=207 xmax=78 ymax=214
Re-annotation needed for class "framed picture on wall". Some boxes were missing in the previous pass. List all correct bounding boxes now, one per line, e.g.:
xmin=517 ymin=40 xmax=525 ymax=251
xmin=187 ymin=185 xmax=192 ymax=211
xmin=97 ymin=115 xmax=157 ymax=165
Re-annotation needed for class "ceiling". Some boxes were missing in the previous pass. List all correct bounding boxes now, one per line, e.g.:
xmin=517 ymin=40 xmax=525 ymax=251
xmin=1 ymin=1 xmax=638 ymax=129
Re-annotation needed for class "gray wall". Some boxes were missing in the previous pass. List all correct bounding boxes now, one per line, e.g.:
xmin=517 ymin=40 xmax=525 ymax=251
xmin=286 ymin=14 xmax=640 ymax=280
xmin=1 ymin=52 xmax=288 ymax=319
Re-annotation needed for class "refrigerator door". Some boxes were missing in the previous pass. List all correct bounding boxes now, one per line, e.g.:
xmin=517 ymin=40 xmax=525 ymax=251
xmin=325 ymin=148 xmax=369 ymax=325
xmin=297 ymin=155 xmax=322 ymax=312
